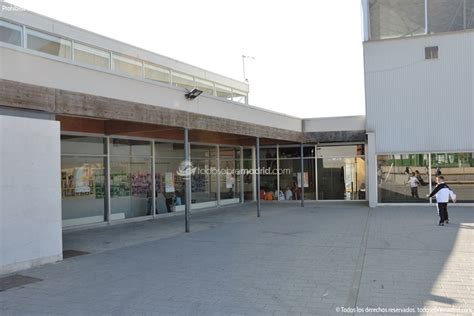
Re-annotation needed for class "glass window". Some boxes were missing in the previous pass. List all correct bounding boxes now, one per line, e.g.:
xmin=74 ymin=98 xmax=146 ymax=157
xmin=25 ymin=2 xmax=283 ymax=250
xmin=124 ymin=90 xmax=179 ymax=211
xmin=259 ymin=147 xmax=277 ymax=159
xmin=279 ymin=158 xmax=317 ymax=200
xmin=110 ymin=156 xmax=152 ymax=219
xmin=428 ymin=0 xmax=465 ymax=34
xmin=172 ymin=72 xmax=194 ymax=90
xmin=231 ymin=90 xmax=247 ymax=104
xmin=466 ymin=0 xmax=474 ymax=29
xmin=191 ymin=144 xmax=217 ymax=159
xmin=61 ymin=135 xmax=105 ymax=155
xmin=215 ymin=84 xmax=233 ymax=100
xmin=377 ymin=154 xmax=429 ymax=203
xmin=431 ymin=152 xmax=474 ymax=203
xmin=369 ymin=0 xmax=425 ymax=40
xmin=144 ymin=62 xmax=170 ymax=84
xmin=74 ymin=42 xmax=110 ymax=69
xmin=316 ymin=145 xmax=364 ymax=158
xmin=242 ymin=156 xmax=254 ymax=201
xmin=304 ymin=146 xmax=316 ymax=157
xmin=279 ymin=146 xmax=301 ymax=159
xmin=155 ymin=142 xmax=184 ymax=159
xmin=220 ymin=146 xmax=240 ymax=159
xmin=195 ymin=78 xmax=214 ymax=95
xmin=0 ymin=19 xmax=22 ymax=46
xmin=318 ymin=157 xmax=366 ymax=200
xmin=220 ymin=159 xmax=240 ymax=201
xmin=27 ymin=28 xmax=72 ymax=58
xmin=155 ymin=158 xmax=185 ymax=214
xmin=110 ymin=139 xmax=151 ymax=156
xmin=191 ymin=158 xmax=217 ymax=204
xmin=112 ymin=54 xmax=143 ymax=77
xmin=61 ymin=156 xmax=106 ymax=226
xmin=259 ymin=159 xmax=278 ymax=198
xmin=243 ymin=148 xmax=253 ymax=160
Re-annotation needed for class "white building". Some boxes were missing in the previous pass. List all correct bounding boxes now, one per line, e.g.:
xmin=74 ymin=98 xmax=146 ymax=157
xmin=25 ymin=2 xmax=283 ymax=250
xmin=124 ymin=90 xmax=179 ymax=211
xmin=0 ymin=1 xmax=472 ymax=274
xmin=362 ymin=0 xmax=474 ymax=205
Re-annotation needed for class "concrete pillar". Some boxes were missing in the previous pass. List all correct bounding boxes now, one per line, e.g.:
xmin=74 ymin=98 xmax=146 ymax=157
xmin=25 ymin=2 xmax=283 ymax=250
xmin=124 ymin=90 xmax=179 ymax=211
xmin=0 ymin=116 xmax=62 ymax=274
xmin=367 ymin=132 xmax=377 ymax=208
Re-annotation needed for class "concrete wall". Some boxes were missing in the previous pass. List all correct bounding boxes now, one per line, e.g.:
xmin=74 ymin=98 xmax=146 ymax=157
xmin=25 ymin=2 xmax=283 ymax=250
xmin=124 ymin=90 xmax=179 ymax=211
xmin=303 ymin=116 xmax=366 ymax=132
xmin=364 ymin=32 xmax=474 ymax=154
xmin=0 ymin=115 xmax=62 ymax=275
xmin=0 ymin=46 xmax=302 ymax=132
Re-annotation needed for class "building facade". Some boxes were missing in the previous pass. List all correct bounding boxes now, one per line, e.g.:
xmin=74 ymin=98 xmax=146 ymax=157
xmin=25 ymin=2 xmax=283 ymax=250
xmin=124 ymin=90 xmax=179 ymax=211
xmin=0 ymin=1 xmax=472 ymax=274
xmin=362 ymin=0 xmax=474 ymax=205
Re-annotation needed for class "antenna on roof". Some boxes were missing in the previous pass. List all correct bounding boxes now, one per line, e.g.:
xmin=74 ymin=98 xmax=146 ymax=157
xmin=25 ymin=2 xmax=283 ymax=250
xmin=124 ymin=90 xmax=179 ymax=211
xmin=242 ymin=55 xmax=256 ymax=82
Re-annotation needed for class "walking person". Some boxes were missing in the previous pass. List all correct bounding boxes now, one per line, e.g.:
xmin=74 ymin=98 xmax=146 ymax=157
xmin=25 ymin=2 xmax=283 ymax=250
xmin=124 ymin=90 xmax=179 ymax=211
xmin=427 ymin=176 xmax=456 ymax=226
xmin=407 ymin=172 xmax=420 ymax=198
xmin=415 ymin=170 xmax=427 ymax=186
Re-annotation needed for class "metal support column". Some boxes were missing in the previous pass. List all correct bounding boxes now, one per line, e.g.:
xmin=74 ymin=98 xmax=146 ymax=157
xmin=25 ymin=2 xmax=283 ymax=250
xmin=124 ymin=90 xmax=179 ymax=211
xmin=105 ymin=136 xmax=111 ymax=223
xmin=276 ymin=144 xmax=280 ymax=202
xmin=256 ymin=137 xmax=261 ymax=217
xmin=240 ymin=146 xmax=244 ymax=203
xmin=428 ymin=153 xmax=432 ymax=204
xmin=216 ymin=145 xmax=220 ymax=206
xmin=184 ymin=128 xmax=191 ymax=232
xmin=151 ymin=141 xmax=156 ymax=217
xmin=300 ymin=144 xmax=305 ymax=207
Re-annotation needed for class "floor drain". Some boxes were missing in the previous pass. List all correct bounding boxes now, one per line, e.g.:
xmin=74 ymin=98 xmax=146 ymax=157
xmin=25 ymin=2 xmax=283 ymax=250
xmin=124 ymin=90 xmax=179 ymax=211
xmin=62 ymin=250 xmax=90 ymax=259
xmin=0 ymin=275 xmax=42 ymax=291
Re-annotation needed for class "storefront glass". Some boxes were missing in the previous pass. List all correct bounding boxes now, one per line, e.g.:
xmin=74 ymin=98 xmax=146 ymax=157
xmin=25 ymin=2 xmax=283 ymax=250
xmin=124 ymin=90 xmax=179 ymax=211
xmin=61 ymin=156 xmax=106 ymax=226
xmin=110 ymin=139 xmax=152 ymax=219
xmin=279 ymin=158 xmax=302 ymax=200
xmin=155 ymin=142 xmax=185 ymax=213
xmin=191 ymin=145 xmax=217 ymax=205
xmin=317 ymin=157 xmax=366 ymax=200
xmin=377 ymin=154 xmax=430 ymax=203
xmin=219 ymin=147 xmax=241 ymax=201
xmin=243 ymin=148 xmax=254 ymax=201
xmin=61 ymin=135 xmax=106 ymax=227
xmin=317 ymin=145 xmax=366 ymax=201
xmin=431 ymin=152 xmax=474 ymax=203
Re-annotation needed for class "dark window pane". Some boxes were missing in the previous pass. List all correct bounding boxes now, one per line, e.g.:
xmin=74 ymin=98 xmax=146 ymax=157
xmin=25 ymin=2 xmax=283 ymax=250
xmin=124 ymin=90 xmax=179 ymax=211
xmin=369 ymin=0 xmax=425 ymax=40
xmin=0 ymin=20 xmax=21 ymax=46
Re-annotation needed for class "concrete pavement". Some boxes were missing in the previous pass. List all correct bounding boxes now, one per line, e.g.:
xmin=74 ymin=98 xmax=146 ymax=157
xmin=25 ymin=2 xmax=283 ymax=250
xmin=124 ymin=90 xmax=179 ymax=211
xmin=0 ymin=203 xmax=473 ymax=315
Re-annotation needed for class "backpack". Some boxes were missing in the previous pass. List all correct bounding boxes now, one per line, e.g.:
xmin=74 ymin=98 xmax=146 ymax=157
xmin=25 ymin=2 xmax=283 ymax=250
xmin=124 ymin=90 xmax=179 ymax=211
xmin=449 ymin=191 xmax=457 ymax=203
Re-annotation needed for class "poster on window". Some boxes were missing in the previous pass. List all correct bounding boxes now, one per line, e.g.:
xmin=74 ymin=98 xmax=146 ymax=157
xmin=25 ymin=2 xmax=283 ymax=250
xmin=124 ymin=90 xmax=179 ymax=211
xmin=226 ymin=173 xmax=235 ymax=189
xmin=74 ymin=167 xmax=91 ymax=193
xmin=297 ymin=172 xmax=308 ymax=188
xmin=165 ymin=172 xmax=175 ymax=192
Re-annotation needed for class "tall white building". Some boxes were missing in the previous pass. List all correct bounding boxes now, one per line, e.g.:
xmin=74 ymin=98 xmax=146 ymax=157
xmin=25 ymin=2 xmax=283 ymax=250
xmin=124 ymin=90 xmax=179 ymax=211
xmin=362 ymin=0 xmax=474 ymax=205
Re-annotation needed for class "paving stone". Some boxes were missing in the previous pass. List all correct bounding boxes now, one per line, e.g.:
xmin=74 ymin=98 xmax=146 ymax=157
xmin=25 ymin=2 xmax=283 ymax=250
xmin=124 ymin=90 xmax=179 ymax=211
xmin=0 ymin=203 xmax=472 ymax=315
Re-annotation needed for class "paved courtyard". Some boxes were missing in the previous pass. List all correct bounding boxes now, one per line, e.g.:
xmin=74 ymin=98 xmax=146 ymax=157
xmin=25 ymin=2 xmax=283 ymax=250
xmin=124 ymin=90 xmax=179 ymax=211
xmin=1 ymin=203 xmax=473 ymax=315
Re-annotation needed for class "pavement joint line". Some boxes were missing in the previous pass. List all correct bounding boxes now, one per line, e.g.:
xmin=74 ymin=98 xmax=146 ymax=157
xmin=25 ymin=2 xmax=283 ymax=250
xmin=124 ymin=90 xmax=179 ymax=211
xmin=366 ymin=247 xmax=474 ymax=253
xmin=344 ymin=206 xmax=374 ymax=311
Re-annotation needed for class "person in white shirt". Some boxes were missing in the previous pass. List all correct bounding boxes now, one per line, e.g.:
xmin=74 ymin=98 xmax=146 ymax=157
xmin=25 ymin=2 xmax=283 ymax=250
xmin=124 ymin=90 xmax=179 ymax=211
xmin=285 ymin=187 xmax=293 ymax=200
xmin=407 ymin=172 xmax=420 ymax=199
xmin=427 ymin=176 xmax=457 ymax=226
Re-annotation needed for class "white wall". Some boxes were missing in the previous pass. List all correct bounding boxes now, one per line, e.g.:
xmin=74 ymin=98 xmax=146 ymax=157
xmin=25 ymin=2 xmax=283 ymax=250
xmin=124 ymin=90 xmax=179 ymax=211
xmin=0 ymin=46 xmax=302 ymax=132
xmin=303 ymin=115 xmax=365 ymax=132
xmin=364 ymin=32 xmax=474 ymax=154
xmin=0 ymin=115 xmax=62 ymax=275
